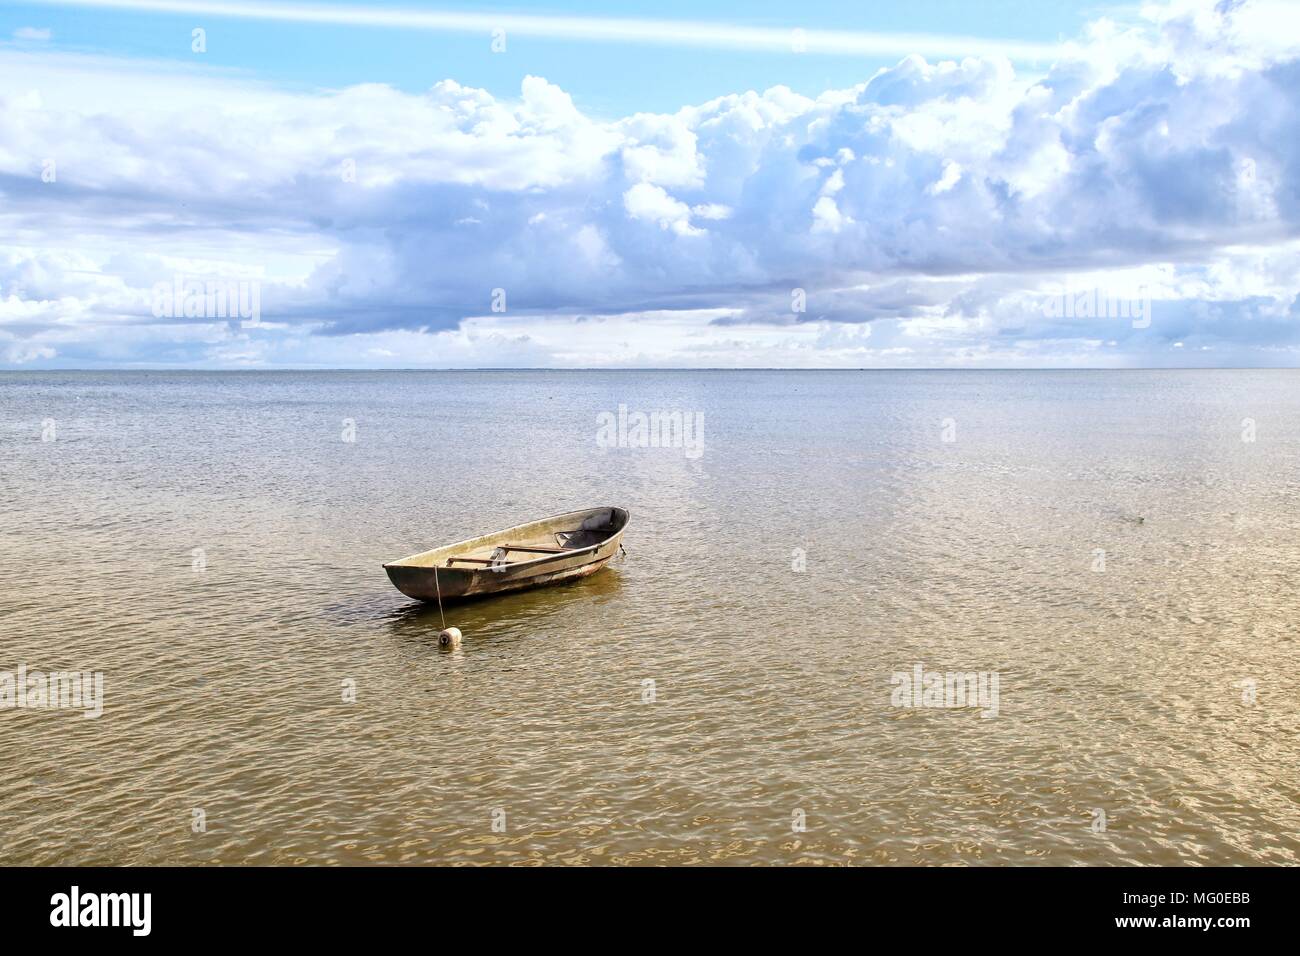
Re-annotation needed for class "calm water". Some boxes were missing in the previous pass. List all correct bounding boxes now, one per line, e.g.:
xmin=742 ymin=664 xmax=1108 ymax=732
xmin=1 ymin=370 xmax=1297 ymax=866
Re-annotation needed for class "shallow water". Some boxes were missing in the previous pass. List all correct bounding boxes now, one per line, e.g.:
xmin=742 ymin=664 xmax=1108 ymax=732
xmin=1 ymin=369 xmax=1297 ymax=865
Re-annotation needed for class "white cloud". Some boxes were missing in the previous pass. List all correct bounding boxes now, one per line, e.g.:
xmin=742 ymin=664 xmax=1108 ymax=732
xmin=811 ymin=197 xmax=849 ymax=234
xmin=691 ymin=204 xmax=733 ymax=221
xmin=927 ymin=161 xmax=963 ymax=195
xmin=3 ymin=0 xmax=1300 ymax=368
xmin=623 ymin=183 xmax=704 ymax=236
xmin=3 ymin=343 xmax=56 ymax=363
xmin=13 ymin=27 xmax=52 ymax=40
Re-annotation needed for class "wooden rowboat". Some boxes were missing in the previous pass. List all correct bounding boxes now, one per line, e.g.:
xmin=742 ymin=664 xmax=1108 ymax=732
xmin=383 ymin=507 xmax=629 ymax=603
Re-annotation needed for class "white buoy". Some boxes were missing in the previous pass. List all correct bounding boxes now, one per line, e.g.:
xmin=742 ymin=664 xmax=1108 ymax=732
xmin=432 ymin=565 xmax=461 ymax=648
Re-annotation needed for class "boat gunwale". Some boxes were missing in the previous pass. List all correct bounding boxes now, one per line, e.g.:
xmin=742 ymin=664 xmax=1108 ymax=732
xmin=382 ymin=506 xmax=628 ymax=574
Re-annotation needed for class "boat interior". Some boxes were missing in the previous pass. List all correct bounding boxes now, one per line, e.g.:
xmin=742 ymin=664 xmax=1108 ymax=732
xmin=387 ymin=508 xmax=627 ymax=571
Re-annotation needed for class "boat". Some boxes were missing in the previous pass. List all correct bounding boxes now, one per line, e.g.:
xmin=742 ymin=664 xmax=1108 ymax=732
xmin=383 ymin=507 xmax=629 ymax=603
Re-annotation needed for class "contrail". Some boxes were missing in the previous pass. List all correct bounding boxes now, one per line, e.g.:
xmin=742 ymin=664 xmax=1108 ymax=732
xmin=28 ymin=0 xmax=1062 ymax=60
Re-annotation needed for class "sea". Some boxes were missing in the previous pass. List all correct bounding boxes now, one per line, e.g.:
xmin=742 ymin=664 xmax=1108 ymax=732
xmin=1 ymin=369 xmax=1296 ymax=864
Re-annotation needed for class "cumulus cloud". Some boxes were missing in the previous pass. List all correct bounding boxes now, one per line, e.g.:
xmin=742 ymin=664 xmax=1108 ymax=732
xmin=2 ymin=0 xmax=1300 ymax=367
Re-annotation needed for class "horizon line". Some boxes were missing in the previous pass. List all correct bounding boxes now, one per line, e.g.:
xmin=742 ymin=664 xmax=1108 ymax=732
xmin=2 ymin=367 xmax=1295 ymax=373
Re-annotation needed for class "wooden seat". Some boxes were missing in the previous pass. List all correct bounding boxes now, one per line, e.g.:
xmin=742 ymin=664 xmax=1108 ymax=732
xmin=445 ymin=542 xmax=571 ymax=566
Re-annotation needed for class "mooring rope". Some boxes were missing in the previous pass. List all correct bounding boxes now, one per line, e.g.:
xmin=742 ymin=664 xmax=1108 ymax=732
xmin=434 ymin=564 xmax=446 ymax=630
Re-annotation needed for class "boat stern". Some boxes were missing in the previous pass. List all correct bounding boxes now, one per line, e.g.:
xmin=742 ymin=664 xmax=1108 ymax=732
xmin=382 ymin=562 xmax=470 ymax=602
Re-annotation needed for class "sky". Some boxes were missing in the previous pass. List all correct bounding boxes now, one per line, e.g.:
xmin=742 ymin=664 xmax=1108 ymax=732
xmin=1 ymin=0 xmax=1298 ymax=368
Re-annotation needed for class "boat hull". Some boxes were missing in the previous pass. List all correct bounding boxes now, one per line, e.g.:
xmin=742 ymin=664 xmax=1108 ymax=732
xmin=383 ymin=507 xmax=627 ymax=604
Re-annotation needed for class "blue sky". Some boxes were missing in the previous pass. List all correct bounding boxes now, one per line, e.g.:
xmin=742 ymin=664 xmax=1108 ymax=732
xmin=2 ymin=1 xmax=1095 ymax=115
xmin=1 ymin=0 xmax=1299 ymax=367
